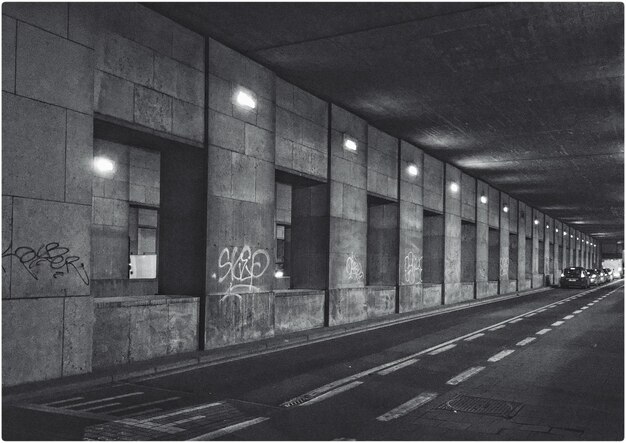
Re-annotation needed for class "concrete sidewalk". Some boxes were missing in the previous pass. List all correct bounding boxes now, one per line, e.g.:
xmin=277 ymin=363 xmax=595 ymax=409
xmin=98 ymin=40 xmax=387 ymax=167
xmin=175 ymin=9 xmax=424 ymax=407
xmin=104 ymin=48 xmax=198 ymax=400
xmin=3 ymin=286 xmax=554 ymax=404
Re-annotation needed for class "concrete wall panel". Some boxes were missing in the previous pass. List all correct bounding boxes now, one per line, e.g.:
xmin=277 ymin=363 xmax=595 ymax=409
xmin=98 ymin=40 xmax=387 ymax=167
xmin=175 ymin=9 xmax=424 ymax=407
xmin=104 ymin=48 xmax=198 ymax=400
xmin=274 ymin=291 xmax=325 ymax=334
xmin=2 ymin=15 xmax=16 ymax=93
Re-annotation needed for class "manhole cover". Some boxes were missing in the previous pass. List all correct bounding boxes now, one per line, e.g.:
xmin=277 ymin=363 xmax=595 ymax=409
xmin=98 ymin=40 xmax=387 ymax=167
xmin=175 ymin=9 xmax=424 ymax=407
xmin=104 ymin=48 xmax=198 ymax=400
xmin=437 ymin=395 xmax=522 ymax=418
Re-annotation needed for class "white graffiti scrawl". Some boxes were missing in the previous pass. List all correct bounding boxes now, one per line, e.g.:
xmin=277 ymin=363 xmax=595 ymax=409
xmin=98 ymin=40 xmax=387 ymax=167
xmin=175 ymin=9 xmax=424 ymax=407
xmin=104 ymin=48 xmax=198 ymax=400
xmin=404 ymin=252 xmax=423 ymax=284
xmin=218 ymin=246 xmax=270 ymax=302
xmin=345 ymin=252 xmax=364 ymax=281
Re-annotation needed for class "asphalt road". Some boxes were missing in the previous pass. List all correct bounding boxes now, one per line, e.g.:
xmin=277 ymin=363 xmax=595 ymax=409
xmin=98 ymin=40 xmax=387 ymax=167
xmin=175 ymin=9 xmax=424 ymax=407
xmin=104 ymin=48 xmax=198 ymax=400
xmin=3 ymin=282 xmax=623 ymax=440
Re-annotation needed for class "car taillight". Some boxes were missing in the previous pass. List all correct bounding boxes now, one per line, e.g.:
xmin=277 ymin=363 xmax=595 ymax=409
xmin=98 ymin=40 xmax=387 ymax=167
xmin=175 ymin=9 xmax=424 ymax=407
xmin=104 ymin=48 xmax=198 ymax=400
xmin=560 ymin=272 xmax=565 ymax=277
xmin=581 ymin=271 xmax=585 ymax=278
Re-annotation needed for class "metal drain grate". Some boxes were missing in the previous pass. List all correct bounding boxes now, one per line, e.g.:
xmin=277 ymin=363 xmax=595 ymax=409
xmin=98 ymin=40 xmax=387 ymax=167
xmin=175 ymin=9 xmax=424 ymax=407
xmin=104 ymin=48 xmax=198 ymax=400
xmin=437 ymin=395 xmax=522 ymax=418
xmin=281 ymin=394 xmax=314 ymax=408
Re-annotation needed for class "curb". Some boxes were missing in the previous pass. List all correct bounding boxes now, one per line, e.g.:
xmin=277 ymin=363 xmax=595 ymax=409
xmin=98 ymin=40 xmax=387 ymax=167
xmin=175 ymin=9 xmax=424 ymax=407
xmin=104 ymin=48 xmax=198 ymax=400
xmin=3 ymin=285 xmax=556 ymax=404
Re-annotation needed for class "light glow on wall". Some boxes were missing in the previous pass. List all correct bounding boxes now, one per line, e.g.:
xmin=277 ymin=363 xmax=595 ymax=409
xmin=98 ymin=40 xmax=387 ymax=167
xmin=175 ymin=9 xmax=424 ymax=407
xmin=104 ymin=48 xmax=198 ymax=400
xmin=407 ymin=164 xmax=418 ymax=176
xmin=235 ymin=89 xmax=256 ymax=109
xmin=343 ymin=134 xmax=357 ymax=152
xmin=93 ymin=156 xmax=115 ymax=174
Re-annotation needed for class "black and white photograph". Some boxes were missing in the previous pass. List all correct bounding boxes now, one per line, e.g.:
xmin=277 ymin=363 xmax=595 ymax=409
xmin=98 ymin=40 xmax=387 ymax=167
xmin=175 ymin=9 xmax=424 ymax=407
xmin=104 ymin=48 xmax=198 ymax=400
xmin=1 ymin=1 xmax=624 ymax=440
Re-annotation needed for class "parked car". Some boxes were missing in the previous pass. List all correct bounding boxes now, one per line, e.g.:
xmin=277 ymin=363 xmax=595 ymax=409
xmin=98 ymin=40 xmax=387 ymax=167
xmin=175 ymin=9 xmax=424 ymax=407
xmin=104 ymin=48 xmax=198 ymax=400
xmin=560 ymin=267 xmax=589 ymax=288
xmin=587 ymin=268 xmax=602 ymax=285
xmin=603 ymin=268 xmax=614 ymax=282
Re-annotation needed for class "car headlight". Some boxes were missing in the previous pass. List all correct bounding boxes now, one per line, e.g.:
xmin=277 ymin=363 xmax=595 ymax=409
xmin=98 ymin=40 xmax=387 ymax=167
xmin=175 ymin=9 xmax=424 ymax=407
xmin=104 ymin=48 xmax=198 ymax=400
xmin=560 ymin=272 xmax=565 ymax=277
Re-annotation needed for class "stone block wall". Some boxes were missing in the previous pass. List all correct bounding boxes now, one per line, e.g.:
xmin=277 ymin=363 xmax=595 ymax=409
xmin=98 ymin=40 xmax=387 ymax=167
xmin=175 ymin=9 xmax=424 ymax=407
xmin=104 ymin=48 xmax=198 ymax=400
xmin=93 ymin=3 xmax=204 ymax=143
xmin=2 ymin=3 xmax=94 ymax=386
xmin=398 ymin=141 xmax=424 ymax=312
xmin=367 ymin=126 xmax=398 ymax=200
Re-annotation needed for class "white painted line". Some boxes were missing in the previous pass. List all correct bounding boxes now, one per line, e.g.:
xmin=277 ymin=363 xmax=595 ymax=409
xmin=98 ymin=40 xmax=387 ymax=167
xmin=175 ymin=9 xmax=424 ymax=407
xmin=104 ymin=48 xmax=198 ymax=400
xmin=376 ymin=392 xmax=438 ymax=422
xmin=169 ymin=414 xmax=205 ymax=426
xmin=105 ymin=397 xmax=182 ymax=415
xmin=279 ymin=284 xmax=619 ymax=409
xmin=189 ymin=417 xmax=269 ymax=440
xmin=587 ymin=303 xmax=594 ymax=306
xmin=428 ymin=344 xmax=456 ymax=355
xmin=446 ymin=367 xmax=485 ymax=385
xmin=581 ymin=306 xmax=588 ymax=310
xmin=125 ymin=408 xmax=162 ymax=418
xmin=573 ymin=310 xmax=583 ymax=314
xmin=563 ymin=315 xmax=574 ymax=320
xmin=139 ymin=402 xmax=221 ymax=421
xmin=43 ymin=396 xmax=84 ymax=406
xmin=536 ymin=328 xmax=551 ymax=335
xmin=63 ymin=392 xmax=144 ymax=409
xmin=81 ymin=402 xmax=121 ymax=412
xmin=516 ymin=337 xmax=536 ymax=347
xmin=489 ymin=324 xmax=506 ymax=331
xmin=300 ymin=381 xmax=363 ymax=406
xmin=551 ymin=321 xmax=564 ymax=327
xmin=509 ymin=318 xmax=524 ymax=324
xmin=536 ymin=309 xmax=547 ymax=313
xmin=487 ymin=349 xmax=515 ymax=362
xmin=378 ymin=359 xmax=419 ymax=376
xmin=546 ymin=305 xmax=556 ymax=309
xmin=464 ymin=333 xmax=485 ymax=341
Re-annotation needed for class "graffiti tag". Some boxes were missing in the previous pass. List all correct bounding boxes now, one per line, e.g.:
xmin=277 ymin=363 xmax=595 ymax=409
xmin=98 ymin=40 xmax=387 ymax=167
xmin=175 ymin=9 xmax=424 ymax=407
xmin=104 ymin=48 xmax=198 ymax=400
xmin=218 ymin=246 xmax=270 ymax=301
xmin=404 ymin=252 xmax=423 ymax=284
xmin=345 ymin=252 xmax=364 ymax=281
xmin=2 ymin=242 xmax=89 ymax=285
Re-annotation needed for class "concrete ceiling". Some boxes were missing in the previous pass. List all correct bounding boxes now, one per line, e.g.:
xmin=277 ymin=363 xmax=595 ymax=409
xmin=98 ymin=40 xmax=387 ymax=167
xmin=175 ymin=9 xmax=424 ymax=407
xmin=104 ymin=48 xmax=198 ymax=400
xmin=147 ymin=2 xmax=624 ymax=240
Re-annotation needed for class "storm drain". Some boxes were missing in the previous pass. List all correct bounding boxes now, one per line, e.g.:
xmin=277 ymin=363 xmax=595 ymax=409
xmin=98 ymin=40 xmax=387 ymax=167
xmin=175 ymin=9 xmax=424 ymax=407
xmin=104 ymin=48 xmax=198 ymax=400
xmin=281 ymin=394 xmax=314 ymax=408
xmin=437 ymin=394 xmax=522 ymax=418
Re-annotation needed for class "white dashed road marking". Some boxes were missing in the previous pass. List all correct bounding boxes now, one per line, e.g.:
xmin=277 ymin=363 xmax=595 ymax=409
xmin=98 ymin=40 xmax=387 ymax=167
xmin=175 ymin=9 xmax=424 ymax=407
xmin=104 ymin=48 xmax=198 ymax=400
xmin=376 ymin=392 xmax=438 ymax=422
xmin=446 ymin=367 xmax=485 ymax=385
xmin=563 ymin=315 xmax=574 ymax=320
xmin=573 ymin=310 xmax=583 ymax=314
xmin=61 ymin=392 xmax=144 ymax=409
xmin=428 ymin=344 xmax=456 ymax=355
xmin=509 ymin=318 xmax=524 ymax=324
xmin=378 ymin=359 xmax=418 ymax=376
xmin=487 ymin=350 xmax=515 ymax=362
xmin=536 ymin=328 xmax=551 ymax=335
xmin=551 ymin=321 xmax=564 ymax=327
xmin=300 ymin=381 xmax=363 ymax=406
xmin=516 ymin=337 xmax=536 ymax=346
xmin=464 ymin=333 xmax=484 ymax=341
xmin=489 ymin=325 xmax=506 ymax=331
xmin=189 ymin=417 xmax=269 ymax=441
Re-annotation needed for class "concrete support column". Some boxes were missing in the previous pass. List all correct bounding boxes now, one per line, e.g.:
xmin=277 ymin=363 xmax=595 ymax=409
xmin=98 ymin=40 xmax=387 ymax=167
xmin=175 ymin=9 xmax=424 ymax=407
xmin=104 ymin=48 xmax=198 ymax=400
xmin=544 ymin=216 xmax=552 ymax=285
xmin=554 ymin=222 xmax=562 ymax=284
xmin=517 ymin=202 xmax=527 ymax=290
xmin=327 ymin=105 xmax=369 ymax=325
xmin=205 ymin=39 xmax=277 ymax=348
xmin=398 ymin=141 xmax=424 ymax=312
xmin=476 ymin=181 xmax=489 ymax=298
xmin=444 ymin=164 xmax=462 ymax=303
xmin=499 ymin=193 xmax=510 ymax=293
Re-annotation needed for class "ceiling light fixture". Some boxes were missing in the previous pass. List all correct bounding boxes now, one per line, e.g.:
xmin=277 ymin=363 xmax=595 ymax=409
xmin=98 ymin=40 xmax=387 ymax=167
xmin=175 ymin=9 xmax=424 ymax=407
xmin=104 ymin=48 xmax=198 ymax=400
xmin=343 ymin=134 xmax=357 ymax=152
xmin=235 ymin=89 xmax=256 ymax=109
xmin=93 ymin=156 xmax=115 ymax=174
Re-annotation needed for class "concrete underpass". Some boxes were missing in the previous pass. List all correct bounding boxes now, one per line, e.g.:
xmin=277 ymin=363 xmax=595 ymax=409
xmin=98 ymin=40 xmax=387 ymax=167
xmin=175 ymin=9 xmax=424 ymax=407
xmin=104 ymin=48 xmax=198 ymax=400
xmin=1 ymin=2 xmax=624 ymax=441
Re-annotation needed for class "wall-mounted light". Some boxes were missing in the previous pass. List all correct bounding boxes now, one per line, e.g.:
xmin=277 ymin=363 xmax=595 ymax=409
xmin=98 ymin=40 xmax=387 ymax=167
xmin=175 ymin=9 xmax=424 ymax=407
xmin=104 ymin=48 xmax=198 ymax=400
xmin=449 ymin=182 xmax=459 ymax=193
xmin=563 ymin=231 xmax=567 ymax=236
xmin=546 ymin=224 xmax=550 ymax=229
xmin=502 ymin=203 xmax=509 ymax=213
xmin=556 ymin=228 xmax=559 ymax=232
xmin=480 ymin=194 xmax=488 ymax=204
xmin=274 ymin=270 xmax=284 ymax=278
xmin=343 ymin=134 xmax=357 ymax=152
xmin=534 ymin=219 xmax=539 ymax=225
xmin=234 ymin=89 xmax=256 ymax=109
xmin=407 ymin=164 xmax=418 ymax=177
xmin=94 ymin=156 xmax=115 ymax=175
xmin=570 ymin=234 xmax=573 ymax=238
xmin=577 ymin=237 xmax=579 ymax=240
